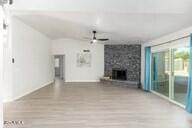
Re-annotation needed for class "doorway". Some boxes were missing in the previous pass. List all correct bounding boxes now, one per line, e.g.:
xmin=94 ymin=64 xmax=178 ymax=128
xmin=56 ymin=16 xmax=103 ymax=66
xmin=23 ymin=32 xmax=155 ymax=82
xmin=151 ymin=38 xmax=190 ymax=107
xmin=54 ymin=55 xmax=65 ymax=81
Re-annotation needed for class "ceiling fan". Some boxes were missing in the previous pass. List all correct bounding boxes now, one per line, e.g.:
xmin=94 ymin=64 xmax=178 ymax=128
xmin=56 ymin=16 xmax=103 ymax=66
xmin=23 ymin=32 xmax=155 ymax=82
xmin=89 ymin=31 xmax=109 ymax=44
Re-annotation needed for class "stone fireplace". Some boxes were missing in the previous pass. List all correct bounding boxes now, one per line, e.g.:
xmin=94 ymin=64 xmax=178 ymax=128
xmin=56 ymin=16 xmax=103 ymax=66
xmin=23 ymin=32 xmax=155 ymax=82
xmin=104 ymin=44 xmax=141 ymax=82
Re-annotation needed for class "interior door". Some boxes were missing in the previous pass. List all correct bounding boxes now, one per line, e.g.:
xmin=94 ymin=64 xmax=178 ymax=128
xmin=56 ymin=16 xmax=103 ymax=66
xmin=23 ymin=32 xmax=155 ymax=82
xmin=54 ymin=55 xmax=65 ymax=80
xmin=172 ymin=47 xmax=189 ymax=105
xmin=54 ymin=57 xmax=60 ymax=77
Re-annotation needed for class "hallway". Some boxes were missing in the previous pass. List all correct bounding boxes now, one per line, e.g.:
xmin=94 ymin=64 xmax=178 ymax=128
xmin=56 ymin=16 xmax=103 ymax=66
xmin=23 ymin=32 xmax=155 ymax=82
xmin=4 ymin=80 xmax=192 ymax=128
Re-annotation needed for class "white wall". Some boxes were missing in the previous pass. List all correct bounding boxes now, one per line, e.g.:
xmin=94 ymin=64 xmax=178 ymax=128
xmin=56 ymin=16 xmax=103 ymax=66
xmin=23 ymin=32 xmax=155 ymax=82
xmin=141 ymin=26 xmax=192 ymax=87
xmin=0 ymin=6 xmax=4 ymax=128
xmin=9 ymin=17 xmax=54 ymax=101
xmin=52 ymin=38 xmax=104 ymax=82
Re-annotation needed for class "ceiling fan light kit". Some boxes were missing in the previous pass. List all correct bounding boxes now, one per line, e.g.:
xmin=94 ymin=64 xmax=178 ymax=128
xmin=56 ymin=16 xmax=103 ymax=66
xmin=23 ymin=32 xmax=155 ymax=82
xmin=90 ymin=30 xmax=109 ymax=44
xmin=92 ymin=39 xmax=97 ymax=43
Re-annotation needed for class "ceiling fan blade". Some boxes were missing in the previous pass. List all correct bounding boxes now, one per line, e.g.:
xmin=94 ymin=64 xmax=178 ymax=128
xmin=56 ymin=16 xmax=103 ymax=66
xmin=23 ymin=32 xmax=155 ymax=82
xmin=97 ymin=39 xmax=109 ymax=41
xmin=97 ymin=42 xmax=108 ymax=44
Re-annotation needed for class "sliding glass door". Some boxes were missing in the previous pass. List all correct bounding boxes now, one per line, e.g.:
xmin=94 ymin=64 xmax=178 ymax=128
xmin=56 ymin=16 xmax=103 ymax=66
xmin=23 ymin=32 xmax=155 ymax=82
xmin=173 ymin=47 xmax=189 ymax=105
xmin=151 ymin=45 xmax=189 ymax=106
xmin=151 ymin=50 xmax=170 ymax=97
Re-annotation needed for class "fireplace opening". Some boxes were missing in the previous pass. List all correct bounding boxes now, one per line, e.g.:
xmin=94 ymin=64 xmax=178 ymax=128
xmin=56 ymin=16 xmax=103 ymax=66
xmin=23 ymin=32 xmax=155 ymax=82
xmin=112 ymin=69 xmax=127 ymax=80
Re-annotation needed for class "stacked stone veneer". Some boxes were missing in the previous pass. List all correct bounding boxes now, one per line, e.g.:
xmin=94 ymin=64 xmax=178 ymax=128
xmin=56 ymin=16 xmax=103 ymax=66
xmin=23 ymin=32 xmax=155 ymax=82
xmin=104 ymin=44 xmax=141 ymax=82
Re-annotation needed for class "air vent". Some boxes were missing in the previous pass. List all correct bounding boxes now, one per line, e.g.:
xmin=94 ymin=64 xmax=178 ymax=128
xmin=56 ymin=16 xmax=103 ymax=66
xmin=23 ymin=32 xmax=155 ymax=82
xmin=0 ymin=0 xmax=13 ymax=5
xmin=83 ymin=50 xmax=90 ymax=52
xmin=0 ymin=0 xmax=8 ymax=5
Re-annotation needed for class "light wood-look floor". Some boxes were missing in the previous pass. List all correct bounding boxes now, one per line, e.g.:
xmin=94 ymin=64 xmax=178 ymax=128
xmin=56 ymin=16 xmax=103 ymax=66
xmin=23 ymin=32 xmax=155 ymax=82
xmin=4 ymin=79 xmax=192 ymax=128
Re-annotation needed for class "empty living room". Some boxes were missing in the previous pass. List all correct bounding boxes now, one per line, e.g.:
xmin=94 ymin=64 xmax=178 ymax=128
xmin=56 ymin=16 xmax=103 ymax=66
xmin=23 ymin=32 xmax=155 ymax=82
xmin=1 ymin=0 xmax=192 ymax=128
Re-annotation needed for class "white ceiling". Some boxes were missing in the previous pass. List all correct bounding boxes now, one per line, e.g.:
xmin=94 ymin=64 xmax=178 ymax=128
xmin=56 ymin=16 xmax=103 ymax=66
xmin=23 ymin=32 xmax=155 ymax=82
xmin=11 ymin=0 xmax=192 ymax=44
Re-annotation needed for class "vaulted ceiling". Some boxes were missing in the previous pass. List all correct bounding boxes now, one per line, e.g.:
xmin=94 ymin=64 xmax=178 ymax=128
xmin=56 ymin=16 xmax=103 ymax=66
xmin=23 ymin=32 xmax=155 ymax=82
xmin=11 ymin=0 xmax=192 ymax=44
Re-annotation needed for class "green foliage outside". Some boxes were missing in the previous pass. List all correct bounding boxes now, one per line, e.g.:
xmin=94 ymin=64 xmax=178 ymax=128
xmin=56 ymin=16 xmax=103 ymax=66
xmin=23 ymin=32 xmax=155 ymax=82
xmin=174 ymin=51 xmax=189 ymax=60
xmin=174 ymin=51 xmax=189 ymax=70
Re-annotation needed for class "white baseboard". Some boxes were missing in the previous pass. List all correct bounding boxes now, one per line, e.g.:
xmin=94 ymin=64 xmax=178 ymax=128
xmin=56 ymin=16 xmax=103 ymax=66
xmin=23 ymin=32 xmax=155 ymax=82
xmin=65 ymin=80 xmax=100 ymax=82
xmin=3 ymin=80 xmax=54 ymax=103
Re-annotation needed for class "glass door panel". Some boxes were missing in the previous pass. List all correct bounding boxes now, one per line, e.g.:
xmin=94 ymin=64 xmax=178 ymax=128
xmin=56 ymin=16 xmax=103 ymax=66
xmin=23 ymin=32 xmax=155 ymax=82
xmin=173 ymin=47 xmax=189 ymax=105
xmin=151 ymin=50 xmax=170 ymax=97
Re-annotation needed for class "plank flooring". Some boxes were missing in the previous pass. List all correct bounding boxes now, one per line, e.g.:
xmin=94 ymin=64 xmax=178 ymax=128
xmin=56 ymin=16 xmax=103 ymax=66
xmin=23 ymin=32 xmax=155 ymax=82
xmin=3 ymin=79 xmax=192 ymax=128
